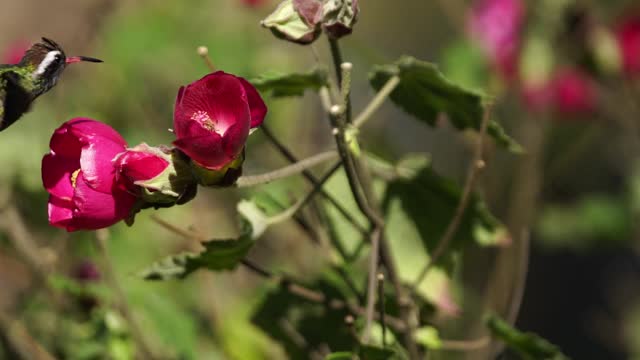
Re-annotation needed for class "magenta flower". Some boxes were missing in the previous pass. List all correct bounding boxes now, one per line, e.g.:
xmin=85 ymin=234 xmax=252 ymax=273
xmin=1 ymin=40 xmax=29 ymax=64
xmin=552 ymin=69 xmax=598 ymax=115
xmin=616 ymin=14 xmax=640 ymax=77
xmin=522 ymin=68 xmax=597 ymax=117
xmin=468 ymin=0 xmax=525 ymax=79
xmin=41 ymin=118 xmax=137 ymax=231
xmin=173 ymin=71 xmax=267 ymax=170
xmin=113 ymin=144 xmax=170 ymax=192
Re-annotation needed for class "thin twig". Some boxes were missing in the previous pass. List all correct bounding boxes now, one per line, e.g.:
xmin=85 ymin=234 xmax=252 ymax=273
xmin=353 ymin=75 xmax=400 ymax=129
xmin=413 ymin=105 xmax=492 ymax=287
xmin=377 ymin=273 xmax=387 ymax=347
xmin=260 ymin=125 xmax=368 ymax=235
xmin=235 ymin=150 xmax=338 ymax=187
xmin=197 ymin=46 xmax=216 ymax=72
xmin=363 ymin=228 xmax=381 ymax=343
xmin=328 ymin=106 xmax=384 ymax=227
xmin=324 ymin=52 xmax=419 ymax=357
xmin=95 ymin=231 xmax=156 ymax=360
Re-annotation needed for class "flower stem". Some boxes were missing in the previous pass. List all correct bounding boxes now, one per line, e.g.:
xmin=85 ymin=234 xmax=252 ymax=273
xmin=353 ymin=75 xmax=400 ymax=129
xmin=260 ymin=125 xmax=368 ymax=235
xmin=197 ymin=46 xmax=216 ymax=72
xmin=413 ymin=104 xmax=492 ymax=288
xmin=325 ymin=45 xmax=419 ymax=356
xmin=235 ymin=150 xmax=338 ymax=187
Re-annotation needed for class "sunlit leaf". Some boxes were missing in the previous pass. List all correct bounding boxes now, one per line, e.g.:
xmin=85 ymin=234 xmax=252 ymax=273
xmin=369 ymin=56 xmax=520 ymax=152
xmin=383 ymin=158 xmax=509 ymax=253
xmin=251 ymin=68 xmax=328 ymax=97
xmin=487 ymin=315 xmax=570 ymax=360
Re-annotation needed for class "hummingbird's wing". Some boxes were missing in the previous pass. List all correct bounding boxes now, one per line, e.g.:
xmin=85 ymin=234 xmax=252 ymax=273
xmin=0 ymin=71 xmax=33 ymax=131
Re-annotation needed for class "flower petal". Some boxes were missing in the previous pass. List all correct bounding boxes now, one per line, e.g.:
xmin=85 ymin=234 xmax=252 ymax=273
xmin=237 ymin=76 xmax=267 ymax=128
xmin=68 ymin=173 xmax=136 ymax=231
xmin=67 ymin=118 xmax=128 ymax=147
xmin=79 ymin=136 xmax=127 ymax=193
xmin=42 ymin=153 xmax=78 ymax=199
xmin=174 ymin=71 xmax=251 ymax=137
xmin=48 ymin=195 xmax=74 ymax=229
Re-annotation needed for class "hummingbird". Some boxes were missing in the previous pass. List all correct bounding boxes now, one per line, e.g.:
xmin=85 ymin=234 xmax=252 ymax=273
xmin=0 ymin=37 xmax=102 ymax=131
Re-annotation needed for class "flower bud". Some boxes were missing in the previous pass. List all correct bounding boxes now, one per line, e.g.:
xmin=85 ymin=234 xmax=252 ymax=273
xmin=114 ymin=144 xmax=197 ymax=206
xmin=322 ymin=0 xmax=359 ymax=39
xmin=262 ymin=0 xmax=322 ymax=44
xmin=190 ymin=150 xmax=245 ymax=187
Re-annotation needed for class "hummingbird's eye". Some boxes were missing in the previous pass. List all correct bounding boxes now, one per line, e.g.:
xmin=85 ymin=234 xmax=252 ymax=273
xmin=35 ymin=50 xmax=63 ymax=77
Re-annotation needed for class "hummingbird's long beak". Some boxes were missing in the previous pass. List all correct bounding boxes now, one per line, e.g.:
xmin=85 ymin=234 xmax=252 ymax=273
xmin=66 ymin=56 xmax=103 ymax=64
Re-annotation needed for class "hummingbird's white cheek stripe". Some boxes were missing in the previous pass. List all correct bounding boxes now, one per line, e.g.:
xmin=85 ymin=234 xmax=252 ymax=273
xmin=35 ymin=51 xmax=61 ymax=76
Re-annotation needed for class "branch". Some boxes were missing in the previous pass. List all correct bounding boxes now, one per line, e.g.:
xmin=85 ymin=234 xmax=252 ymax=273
xmin=363 ymin=228 xmax=381 ymax=343
xmin=353 ymin=75 xmax=400 ymax=129
xmin=260 ymin=125 xmax=368 ymax=235
xmin=235 ymin=150 xmax=338 ymax=187
xmin=324 ymin=51 xmax=419 ymax=357
xmin=413 ymin=105 xmax=492 ymax=287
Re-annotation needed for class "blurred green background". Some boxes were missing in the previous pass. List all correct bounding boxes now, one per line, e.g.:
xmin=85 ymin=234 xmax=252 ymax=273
xmin=0 ymin=0 xmax=640 ymax=359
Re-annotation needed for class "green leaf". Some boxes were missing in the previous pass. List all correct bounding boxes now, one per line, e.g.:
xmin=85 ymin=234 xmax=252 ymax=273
xmin=139 ymin=201 xmax=265 ymax=280
xmin=325 ymin=352 xmax=354 ymax=360
xmin=251 ymin=276 xmax=355 ymax=359
xmin=369 ymin=56 xmax=520 ymax=152
xmin=414 ymin=326 xmax=442 ymax=350
xmin=487 ymin=315 xmax=570 ymax=360
xmin=251 ymin=68 xmax=328 ymax=97
xmin=383 ymin=158 xmax=509 ymax=253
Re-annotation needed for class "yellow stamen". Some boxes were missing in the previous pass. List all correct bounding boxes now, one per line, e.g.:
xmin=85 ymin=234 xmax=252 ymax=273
xmin=70 ymin=169 xmax=81 ymax=188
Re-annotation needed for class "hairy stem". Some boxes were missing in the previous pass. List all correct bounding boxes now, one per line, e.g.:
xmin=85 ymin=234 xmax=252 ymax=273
xmin=260 ymin=124 xmax=368 ymax=235
xmin=363 ymin=228 xmax=381 ymax=343
xmin=353 ymin=75 xmax=400 ymax=129
xmin=325 ymin=48 xmax=419 ymax=356
xmin=235 ymin=150 xmax=338 ymax=187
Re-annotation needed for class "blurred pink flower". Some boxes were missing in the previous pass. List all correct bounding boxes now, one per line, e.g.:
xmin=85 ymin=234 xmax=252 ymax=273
xmin=522 ymin=68 xmax=598 ymax=117
xmin=468 ymin=0 xmax=525 ymax=79
xmin=616 ymin=14 xmax=640 ymax=77
xmin=41 ymin=118 xmax=137 ymax=231
xmin=1 ymin=40 xmax=29 ymax=64
xmin=173 ymin=71 xmax=267 ymax=170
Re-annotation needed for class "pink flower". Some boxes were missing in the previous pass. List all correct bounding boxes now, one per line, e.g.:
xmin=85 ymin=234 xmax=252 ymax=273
xmin=616 ymin=14 xmax=640 ymax=77
xmin=468 ymin=0 xmax=525 ymax=79
xmin=173 ymin=71 xmax=267 ymax=170
xmin=522 ymin=68 xmax=598 ymax=116
xmin=553 ymin=69 xmax=598 ymax=115
xmin=113 ymin=144 xmax=170 ymax=192
xmin=41 ymin=118 xmax=137 ymax=231
xmin=1 ymin=40 xmax=29 ymax=64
